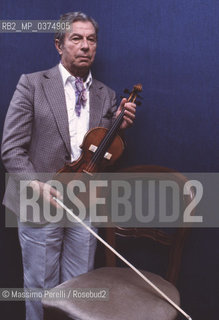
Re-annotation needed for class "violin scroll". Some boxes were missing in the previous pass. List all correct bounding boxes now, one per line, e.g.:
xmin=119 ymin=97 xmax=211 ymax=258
xmin=123 ymin=83 xmax=143 ymax=106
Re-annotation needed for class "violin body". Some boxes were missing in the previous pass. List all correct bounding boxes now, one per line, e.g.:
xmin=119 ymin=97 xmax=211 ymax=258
xmin=54 ymin=84 xmax=142 ymax=183
xmin=54 ymin=127 xmax=124 ymax=183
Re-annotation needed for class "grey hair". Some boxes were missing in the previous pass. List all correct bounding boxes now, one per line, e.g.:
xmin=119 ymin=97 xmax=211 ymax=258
xmin=54 ymin=12 xmax=99 ymax=46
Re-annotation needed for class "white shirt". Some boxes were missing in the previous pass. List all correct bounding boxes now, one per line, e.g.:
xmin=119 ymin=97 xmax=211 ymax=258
xmin=59 ymin=62 xmax=92 ymax=161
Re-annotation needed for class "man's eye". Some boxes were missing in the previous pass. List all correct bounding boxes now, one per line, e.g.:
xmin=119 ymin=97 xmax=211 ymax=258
xmin=72 ymin=37 xmax=81 ymax=42
xmin=88 ymin=38 xmax=97 ymax=45
xmin=88 ymin=38 xmax=96 ymax=43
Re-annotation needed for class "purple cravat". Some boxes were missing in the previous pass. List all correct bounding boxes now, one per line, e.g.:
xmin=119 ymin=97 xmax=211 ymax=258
xmin=74 ymin=77 xmax=87 ymax=117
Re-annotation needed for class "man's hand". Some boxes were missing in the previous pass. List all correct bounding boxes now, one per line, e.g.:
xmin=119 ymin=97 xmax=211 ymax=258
xmin=116 ymin=98 xmax=136 ymax=130
xmin=29 ymin=180 xmax=63 ymax=209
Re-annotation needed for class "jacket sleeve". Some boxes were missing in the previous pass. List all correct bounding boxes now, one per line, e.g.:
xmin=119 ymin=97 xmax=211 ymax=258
xmin=1 ymin=74 xmax=39 ymax=181
xmin=99 ymin=86 xmax=118 ymax=129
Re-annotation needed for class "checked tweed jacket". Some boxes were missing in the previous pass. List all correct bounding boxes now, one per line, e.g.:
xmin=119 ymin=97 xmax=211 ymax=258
xmin=1 ymin=65 xmax=117 ymax=222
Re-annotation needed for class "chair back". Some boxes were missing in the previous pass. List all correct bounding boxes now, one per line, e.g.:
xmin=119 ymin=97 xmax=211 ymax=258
xmin=105 ymin=165 xmax=195 ymax=285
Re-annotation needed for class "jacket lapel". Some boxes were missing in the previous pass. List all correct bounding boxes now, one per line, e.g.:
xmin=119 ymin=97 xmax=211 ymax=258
xmin=89 ymin=79 xmax=105 ymax=129
xmin=42 ymin=65 xmax=71 ymax=155
xmin=42 ymin=67 xmax=105 ymax=154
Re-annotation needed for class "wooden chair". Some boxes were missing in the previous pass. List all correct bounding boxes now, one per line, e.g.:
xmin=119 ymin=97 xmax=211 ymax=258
xmin=42 ymin=165 xmax=195 ymax=320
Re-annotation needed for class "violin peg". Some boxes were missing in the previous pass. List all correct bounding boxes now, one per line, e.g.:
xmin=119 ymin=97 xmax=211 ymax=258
xmin=124 ymin=88 xmax=130 ymax=94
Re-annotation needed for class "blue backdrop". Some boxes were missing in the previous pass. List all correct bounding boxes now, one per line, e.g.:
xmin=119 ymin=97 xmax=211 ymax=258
xmin=0 ymin=0 xmax=219 ymax=319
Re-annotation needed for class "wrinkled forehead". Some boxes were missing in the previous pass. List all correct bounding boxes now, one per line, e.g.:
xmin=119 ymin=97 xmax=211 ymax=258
xmin=67 ymin=21 xmax=96 ymax=37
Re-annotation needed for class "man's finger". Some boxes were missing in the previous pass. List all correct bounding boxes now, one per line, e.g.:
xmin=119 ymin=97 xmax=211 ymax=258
xmin=119 ymin=98 xmax=128 ymax=109
xmin=49 ymin=186 xmax=63 ymax=200
xmin=123 ymin=116 xmax=134 ymax=125
xmin=124 ymin=109 xmax=136 ymax=119
xmin=50 ymin=197 xmax=63 ymax=209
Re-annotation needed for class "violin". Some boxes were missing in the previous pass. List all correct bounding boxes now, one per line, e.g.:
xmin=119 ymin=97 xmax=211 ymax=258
xmin=55 ymin=84 xmax=142 ymax=182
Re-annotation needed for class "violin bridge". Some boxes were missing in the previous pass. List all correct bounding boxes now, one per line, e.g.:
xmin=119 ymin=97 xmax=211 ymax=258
xmin=89 ymin=144 xmax=112 ymax=160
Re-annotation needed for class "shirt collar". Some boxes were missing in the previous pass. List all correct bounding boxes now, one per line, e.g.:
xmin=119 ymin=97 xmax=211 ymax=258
xmin=59 ymin=62 xmax=92 ymax=90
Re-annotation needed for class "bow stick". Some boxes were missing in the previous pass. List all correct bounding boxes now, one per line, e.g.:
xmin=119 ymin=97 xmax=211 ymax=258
xmin=53 ymin=197 xmax=192 ymax=320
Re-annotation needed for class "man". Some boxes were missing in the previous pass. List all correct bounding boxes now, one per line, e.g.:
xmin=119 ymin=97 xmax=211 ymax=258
xmin=1 ymin=12 xmax=136 ymax=320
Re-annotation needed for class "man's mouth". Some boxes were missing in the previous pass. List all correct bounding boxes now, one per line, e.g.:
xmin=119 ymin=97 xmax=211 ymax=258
xmin=77 ymin=56 xmax=90 ymax=59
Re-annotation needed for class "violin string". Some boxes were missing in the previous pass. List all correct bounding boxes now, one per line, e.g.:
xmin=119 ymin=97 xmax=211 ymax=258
xmin=86 ymin=109 xmax=125 ymax=172
xmin=86 ymin=112 xmax=124 ymax=171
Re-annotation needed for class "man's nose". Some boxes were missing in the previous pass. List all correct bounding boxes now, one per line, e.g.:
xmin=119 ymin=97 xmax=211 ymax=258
xmin=81 ymin=38 xmax=89 ymax=50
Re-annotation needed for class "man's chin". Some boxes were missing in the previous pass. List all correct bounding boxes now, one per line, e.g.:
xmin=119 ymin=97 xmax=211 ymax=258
xmin=78 ymin=61 xmax=91 ymax=66
xmin=76 ymin=62 xmax=93 ymax=71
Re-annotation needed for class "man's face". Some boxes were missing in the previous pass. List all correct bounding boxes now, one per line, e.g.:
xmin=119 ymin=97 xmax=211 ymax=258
xmin=55 ymin=21 xmax=97 ymax=77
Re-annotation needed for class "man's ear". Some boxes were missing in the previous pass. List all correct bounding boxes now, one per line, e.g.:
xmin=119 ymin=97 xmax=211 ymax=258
xmin=55 ymin=39 xmax=62 ymax=55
